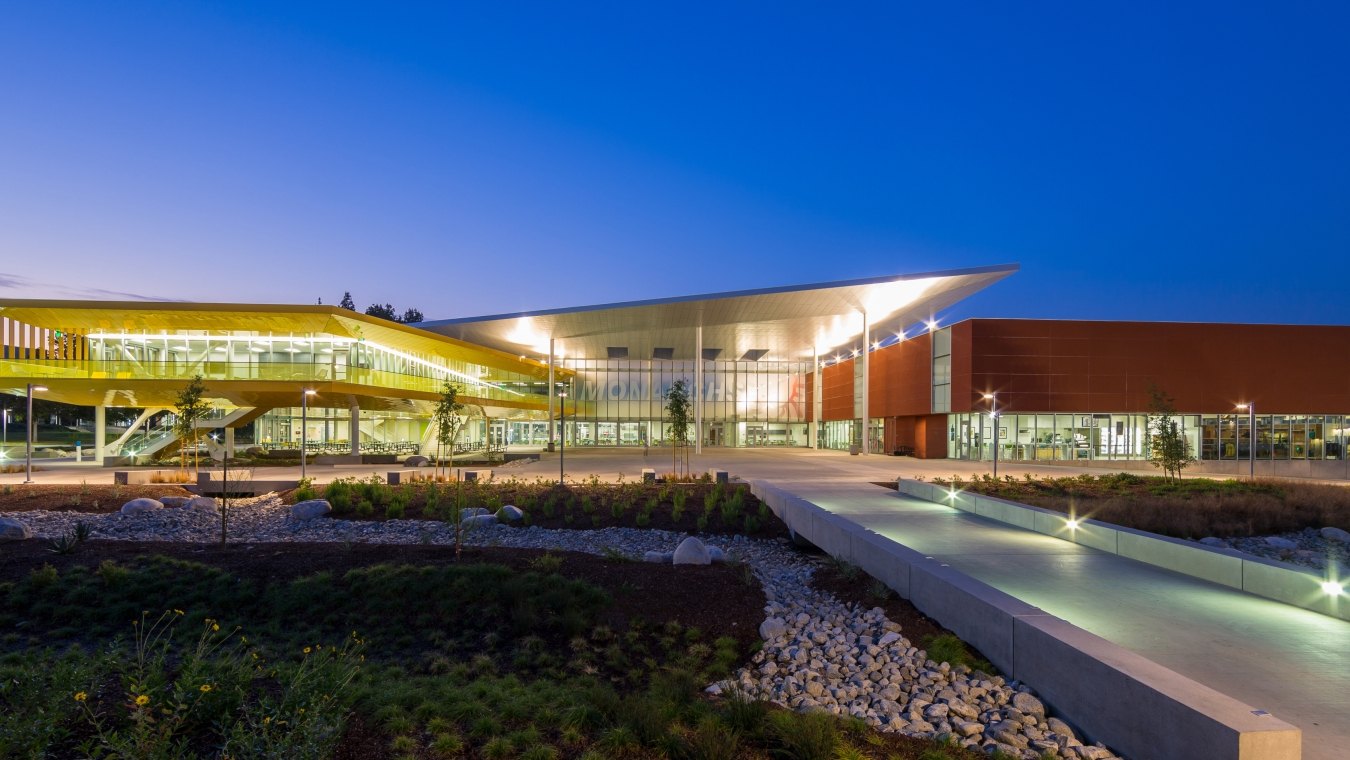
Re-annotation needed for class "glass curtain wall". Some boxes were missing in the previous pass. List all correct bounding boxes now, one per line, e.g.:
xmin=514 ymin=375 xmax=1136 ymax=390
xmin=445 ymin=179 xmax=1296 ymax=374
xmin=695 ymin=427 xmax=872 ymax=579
xmin=1200 ymin=414 xmax=1348 ymax=460
xmin=559 ymin=359 xmax=811 ymax=447
xmin=951 ymin=412 xmax=1350 ymax=462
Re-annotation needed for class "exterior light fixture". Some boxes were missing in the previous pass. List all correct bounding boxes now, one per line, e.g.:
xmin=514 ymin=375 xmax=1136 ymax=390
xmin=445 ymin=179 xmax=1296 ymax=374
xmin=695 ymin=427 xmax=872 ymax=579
xmin=1066 ymin=518 xmax=1080 ymax=530
xmin=926 ymin=320 xmax=938 ymax=332
xmin=1322 ymin=581 xmax=1344 ymax=596
xmin=25 ymin=383 xmax=48 ymax=483
xmin=1235 ymin=403 xmax=1255 ymax=479
xmin=557 ymin=389 xmax=568 ymax=484
xmin=983 ymin=393 xmax=999 ymax=479
xmin=300 ymin=389 xmax=317 ymax=479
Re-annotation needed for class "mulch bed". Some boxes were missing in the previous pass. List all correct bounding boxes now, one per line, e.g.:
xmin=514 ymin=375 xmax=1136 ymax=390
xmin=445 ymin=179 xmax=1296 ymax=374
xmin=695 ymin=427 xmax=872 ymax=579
xmin=0 ymin=540 xmax=765 ymax=649
xmin=0 ymin=483 xmax=194 ymax=513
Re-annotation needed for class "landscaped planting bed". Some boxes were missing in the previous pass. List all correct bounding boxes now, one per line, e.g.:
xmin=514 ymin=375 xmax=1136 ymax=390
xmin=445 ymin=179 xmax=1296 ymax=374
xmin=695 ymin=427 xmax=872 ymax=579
xmin=287 ymin=476 xmax=789 ymax=539
xmin=0 ymin=541 xmax=998 ymax=760
xmin=928 ymin=472 xmax=1350 ymax=539
xmin=0 ymin=483 xmax=194 ymax=513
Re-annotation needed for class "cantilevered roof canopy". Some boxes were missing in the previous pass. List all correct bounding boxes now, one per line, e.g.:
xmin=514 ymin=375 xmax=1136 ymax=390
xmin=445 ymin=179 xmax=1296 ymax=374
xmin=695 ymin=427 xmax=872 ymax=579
xmin=0 ymin=300 xmax=554 ymax=379
xmin=421 ymin=264 xmax=1017 ymax=362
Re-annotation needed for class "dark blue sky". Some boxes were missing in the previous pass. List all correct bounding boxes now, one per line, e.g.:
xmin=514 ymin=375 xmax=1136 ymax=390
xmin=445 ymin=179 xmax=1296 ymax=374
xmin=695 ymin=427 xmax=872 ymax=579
xmin=2 ymin=2 xmax=1346 ymax=324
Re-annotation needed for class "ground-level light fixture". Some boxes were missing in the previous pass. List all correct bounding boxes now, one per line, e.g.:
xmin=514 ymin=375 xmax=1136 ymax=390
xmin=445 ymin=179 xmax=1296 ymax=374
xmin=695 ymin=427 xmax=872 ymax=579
xmin=1322 ymin=581 xmax=1344 ymax=597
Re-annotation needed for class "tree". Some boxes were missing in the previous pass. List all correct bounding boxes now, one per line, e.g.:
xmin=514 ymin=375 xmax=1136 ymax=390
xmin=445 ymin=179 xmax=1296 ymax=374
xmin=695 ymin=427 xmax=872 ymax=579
xmin=430 ymin=380 xmax=468 ymax=559
xmin=173 ymin=374 xmax=209 ymax=476
xmin=338 ymin=292 xmax=356 ymax=311
xmin=401 ymin=307 xmax=424 ymax=324
xmin=364 ymin=303 xmax=398 ymax=321
xmin=664 ymin=378 xmax=692 ymax=477
xmin=1148 ymin=384 xmax=1194 ymax=481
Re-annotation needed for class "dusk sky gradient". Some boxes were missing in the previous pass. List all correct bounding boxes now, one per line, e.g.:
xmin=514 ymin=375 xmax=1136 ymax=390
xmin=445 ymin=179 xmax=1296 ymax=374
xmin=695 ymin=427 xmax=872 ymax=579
xmin=2 ymin=2 xmax=1347 ymax=324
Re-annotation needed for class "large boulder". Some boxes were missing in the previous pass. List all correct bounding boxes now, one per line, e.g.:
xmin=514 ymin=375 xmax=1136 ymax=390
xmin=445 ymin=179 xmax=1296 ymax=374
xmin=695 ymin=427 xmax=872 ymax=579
xmin=497 ymin=505 xmax=524 ymax=522
xmin=460 ymin=507 xmax=489 ymax=518
xmin=158 ymin=496 xmax=192 ymax=508
xmin=290 ymin=499 xmax=332 ymax=520
xmin=1264 ymin=536 xmax=1298 ymax=550
xmin=0 ymin=518 xmax=33 ymax=542
xmin=1321 ymin=526 xmax=1350 ymax=544
xmin=462 ymin=514 xmax=499 ymax=529
xmin=672 ymin=536 xmax=711 ymax=565
xmin=187 ymin=496 xmax=218 ymax=512
xmin=403 ymin=455 xmax=429 ymax=467
xmin=707 ymin=546 xmax=726 ymax=563
xmin=120 ymin=498 xmax=163 ymax=515
xmin=643 ymin=550 xmax=671 ymax=564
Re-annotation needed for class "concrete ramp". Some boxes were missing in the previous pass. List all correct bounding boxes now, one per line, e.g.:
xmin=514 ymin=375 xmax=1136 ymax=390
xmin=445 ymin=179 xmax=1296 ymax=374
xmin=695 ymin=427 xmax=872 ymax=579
xmin=751 ymin=479 xmax=1305 ymax=760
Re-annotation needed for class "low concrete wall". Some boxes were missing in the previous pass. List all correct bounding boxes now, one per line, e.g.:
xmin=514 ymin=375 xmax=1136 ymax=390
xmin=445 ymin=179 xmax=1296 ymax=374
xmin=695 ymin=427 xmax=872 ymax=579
xmin=113 ymin=469 xmax=190 ymax=485
xmin=196 ymin=472 xmax=297 ymax=495
xmin=750 ymin=479 xmax=1302 ymax=760
xmin=897 ymin=480 xmax=1348 ymax=622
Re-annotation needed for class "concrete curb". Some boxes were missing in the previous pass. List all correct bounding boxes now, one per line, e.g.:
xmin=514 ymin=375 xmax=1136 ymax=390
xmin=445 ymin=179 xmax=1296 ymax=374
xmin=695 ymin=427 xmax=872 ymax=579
xmin=897 ymin=479 xmax=1348 ymax=623
xmin=751 ymin=479 xmax=1302 ymax=760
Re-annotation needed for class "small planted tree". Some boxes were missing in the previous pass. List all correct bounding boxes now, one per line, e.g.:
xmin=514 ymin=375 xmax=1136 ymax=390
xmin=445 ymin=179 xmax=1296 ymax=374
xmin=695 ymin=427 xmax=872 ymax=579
xmin=664 ymin=378 xmax=692 ymax=477
xmin=1148 ymin=384 xmax=1194 ymax=481
xmin=173 ymin=374 xmax=209 ymax=476
xmin=430 ymin=380 xmax=472 ymax=559
xmin=431 ymin=380 xmax=466 ymax=481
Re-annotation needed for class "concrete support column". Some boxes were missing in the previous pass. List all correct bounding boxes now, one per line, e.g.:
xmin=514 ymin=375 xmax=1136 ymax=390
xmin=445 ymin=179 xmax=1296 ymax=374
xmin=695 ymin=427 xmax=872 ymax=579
xmin=811 ymin=348 xmax=821 ymax=449
xmin=694 ymin=324 xmax=704 ymax=454
xmin=94 ymin=405 xmax=106 ymax=464
xmin=224 ymin=427 xmax=235 ymax=458
xmin=547 ymin=338 xmax=556 ymax=450
xmin=861 ymin=310 xmax=870 ymax=455
xmin=349 ymin=398 xmax=361 ymax=456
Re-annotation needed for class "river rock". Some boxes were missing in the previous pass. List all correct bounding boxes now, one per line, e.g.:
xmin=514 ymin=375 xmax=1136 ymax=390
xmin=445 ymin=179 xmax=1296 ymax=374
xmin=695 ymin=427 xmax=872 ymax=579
xmin=462 ymin=514 xmax=499 ymax=528
xmin=673 ymin=536 xmax=711 ymax=565
xmin=119 ymin=498 xmax=163 ymax=515
xmin=403 ymin=455 xmax=429 ymax=467
xmin=1264 ymin=536 xmax=1298 ymax=550
xmin=290 ymin=499 xmax=332 ymax=520
xmin=1198 ymin=537 xmax=1227 ymax=547
xmin=0 ymin=517 xmax=32 ymax=541
xmin=643 ymin=550 xmax=671 ymax=563
xmin=1321 ymin=526 xmax=1350 ymax=544
xmin=461 ymin=507 xmax=489 ymax=518
xmin=759 ymin=617 xmax=788 ymax=640
xmin=187 ymin=496 xmax=218 ymax=512
xmin=1012 ymin=691 xmax=1045 ymax=718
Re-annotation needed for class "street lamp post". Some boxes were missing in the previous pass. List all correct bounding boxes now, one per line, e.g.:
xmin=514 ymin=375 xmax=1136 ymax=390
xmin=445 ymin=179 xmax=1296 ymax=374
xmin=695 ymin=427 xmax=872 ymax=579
xmin=1236 ymin=403 xmax=1255 ymax=479
xmin=25 ymin=384 xmax=48 ymax=484
xmin=301 ymin=389 xmax=317 ymax=479
xmin=557 ymin=389 xmax=567 ymax=484
xmin=2 ymin=408 xmax=8 ymax=460
xmin=983 ymin=393 xmax=999 ymax=480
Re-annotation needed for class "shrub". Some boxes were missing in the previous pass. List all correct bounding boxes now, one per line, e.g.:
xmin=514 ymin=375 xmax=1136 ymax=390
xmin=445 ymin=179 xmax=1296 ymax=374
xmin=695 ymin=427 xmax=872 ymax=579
xmin=355 ymin=499 xmax=374 ymax=517
xmin=767 ymin=710 xmax=837 ymax=760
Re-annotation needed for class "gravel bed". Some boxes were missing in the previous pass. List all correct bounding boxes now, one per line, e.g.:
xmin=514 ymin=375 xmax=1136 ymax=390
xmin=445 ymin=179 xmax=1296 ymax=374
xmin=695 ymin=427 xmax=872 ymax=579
xmin=2 ymin=495 xmax=1122 ymax=759
xmin=1201 ymin=527 xmax=1350 ymax=571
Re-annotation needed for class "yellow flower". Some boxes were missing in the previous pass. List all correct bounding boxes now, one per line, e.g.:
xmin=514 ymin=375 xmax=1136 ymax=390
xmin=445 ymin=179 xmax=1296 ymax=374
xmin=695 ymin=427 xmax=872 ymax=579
xmin=173 ymin=609 xmax=184 ymax=616
xmin=134 ymin=695 xmax=150 ymax=706
xmin=263 ymin=716 xmax=271 ymax=725
xmin=212 ymin=622 xmax=220 ymax=632
xmin=199 ymin=684 xmax=213 ymax=693
xmin=303 ymin=646 xmax=312 ymax=654
xmin=73 ymin=691 xmax=87 ymax=702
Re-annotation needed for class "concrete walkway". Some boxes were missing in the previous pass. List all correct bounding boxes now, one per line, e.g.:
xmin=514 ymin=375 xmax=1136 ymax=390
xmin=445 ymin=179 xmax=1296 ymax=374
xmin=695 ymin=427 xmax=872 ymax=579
xmin=6 ymin=447 xmax=1347 ymax=756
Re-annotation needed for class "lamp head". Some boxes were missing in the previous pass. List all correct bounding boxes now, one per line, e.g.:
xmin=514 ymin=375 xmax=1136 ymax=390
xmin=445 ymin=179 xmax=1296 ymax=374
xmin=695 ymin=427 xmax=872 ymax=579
xmin=31 ymin=385 xmax=48 ymax=393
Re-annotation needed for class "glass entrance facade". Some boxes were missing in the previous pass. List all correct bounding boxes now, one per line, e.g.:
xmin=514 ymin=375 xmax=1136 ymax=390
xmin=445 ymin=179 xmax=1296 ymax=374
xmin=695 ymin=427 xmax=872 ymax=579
xmin=559 ymin=359 xmax=812 ymax=447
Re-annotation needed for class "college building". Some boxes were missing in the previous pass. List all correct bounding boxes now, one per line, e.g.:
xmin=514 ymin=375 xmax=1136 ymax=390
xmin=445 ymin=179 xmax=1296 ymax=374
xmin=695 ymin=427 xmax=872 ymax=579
xmin=3 ymin=264 xmax=1349 ymax=479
